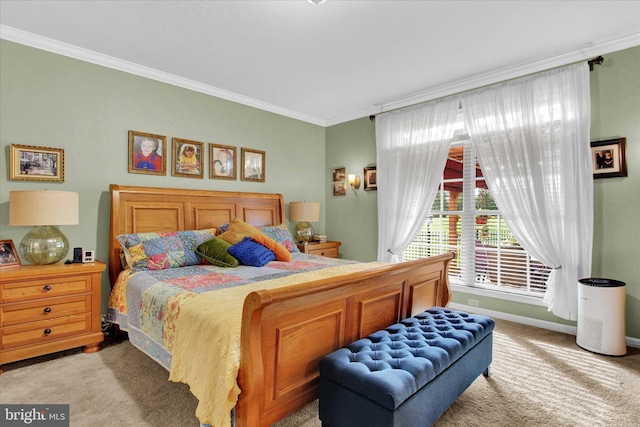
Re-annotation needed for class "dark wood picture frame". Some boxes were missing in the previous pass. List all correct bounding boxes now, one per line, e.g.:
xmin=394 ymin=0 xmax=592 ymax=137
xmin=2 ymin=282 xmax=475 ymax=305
xmin=591 ymin=137 xmax=627 ymax=179
xmin=9 ymin=144 xmax=65 ymax=182
xmin=364 ymin=166 xmax=377 ymax=190
xmin=210 ymin=143 xmax=237 ymax=180
xmin=128 ymin=130 xmax=167 ymax=176
xmin=172 ymin=138 xmax=204 ymax=179
xmin=0 ymin=239 xmax=21 ymax=269
xmin=241 ymin=148 xmax=265 ymax=182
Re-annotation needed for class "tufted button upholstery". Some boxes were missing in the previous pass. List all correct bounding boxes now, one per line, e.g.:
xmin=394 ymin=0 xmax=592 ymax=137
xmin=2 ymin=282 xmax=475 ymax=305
xmin=319 ymin=307 xmax=495 ymax=410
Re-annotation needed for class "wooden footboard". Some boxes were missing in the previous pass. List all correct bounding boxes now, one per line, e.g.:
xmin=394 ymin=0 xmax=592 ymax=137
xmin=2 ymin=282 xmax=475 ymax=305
xmin=236 ymin=252 xmax=455 ymax=427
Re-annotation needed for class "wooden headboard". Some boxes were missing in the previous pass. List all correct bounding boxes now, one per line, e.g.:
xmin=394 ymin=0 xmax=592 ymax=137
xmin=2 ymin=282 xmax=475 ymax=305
xmin=109 ymin=184 xmax=285 ymax=285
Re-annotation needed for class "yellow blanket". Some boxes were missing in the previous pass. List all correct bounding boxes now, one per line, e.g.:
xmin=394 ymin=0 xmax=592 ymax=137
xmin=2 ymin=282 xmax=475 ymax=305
xmin=169 ymin=262 xmax=385 ymax=427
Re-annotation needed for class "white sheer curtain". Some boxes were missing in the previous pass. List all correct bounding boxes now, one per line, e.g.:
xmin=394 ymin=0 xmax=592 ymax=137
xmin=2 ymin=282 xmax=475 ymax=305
xmin=462 ymin=63 xmax=592 ymax=320
xmin=375 ymin=97 xmax=460 ymax=263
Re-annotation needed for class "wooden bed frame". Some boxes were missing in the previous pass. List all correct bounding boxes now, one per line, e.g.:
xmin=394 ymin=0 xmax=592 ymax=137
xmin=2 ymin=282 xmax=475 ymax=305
xmin=109 ymin=184 xmax=454 ymax=427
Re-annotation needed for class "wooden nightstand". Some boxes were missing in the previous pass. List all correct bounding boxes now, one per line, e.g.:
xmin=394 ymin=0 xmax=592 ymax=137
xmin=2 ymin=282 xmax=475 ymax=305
xmin=0 ymin=261 xmax=106 ymax=373
xmin=296 ymin=241 xmax=341 ymax=258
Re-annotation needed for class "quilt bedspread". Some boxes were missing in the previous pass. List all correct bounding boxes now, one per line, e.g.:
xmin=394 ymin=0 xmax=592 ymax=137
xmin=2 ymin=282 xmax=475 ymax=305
xmin=106 ymin=253 xmax=356 ymax=370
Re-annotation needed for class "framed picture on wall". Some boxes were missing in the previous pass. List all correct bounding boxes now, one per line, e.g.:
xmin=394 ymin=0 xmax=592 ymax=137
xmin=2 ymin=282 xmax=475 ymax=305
xmin=333 ymin=182 xmax=347 ymax=196
xmin=241 ymin=148 xmax=265 ymax=182
xmin=364 ymin=166 xmax=377 ymax=191
xmin=128 ymin=130 xmax=167 ymax=175
xmin=210 ymin=143 xmax=237 ymax=180
xmin=591 ymin=137 xmax=627 ymax=179
xmin=172 ymin=138 xmax=204 ymax=179
xmin=0 ymin=239 xmax=21 ymax=269
xmin=332 ymin=167 xmax=346 ymax=182
xmin=9 ymin=144 xmax=65 ymax=182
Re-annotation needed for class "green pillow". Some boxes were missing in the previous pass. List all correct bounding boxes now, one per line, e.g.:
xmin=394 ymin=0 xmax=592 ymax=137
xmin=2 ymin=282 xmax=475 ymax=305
xmin=196 ymin=237 xmax=239 ymax=268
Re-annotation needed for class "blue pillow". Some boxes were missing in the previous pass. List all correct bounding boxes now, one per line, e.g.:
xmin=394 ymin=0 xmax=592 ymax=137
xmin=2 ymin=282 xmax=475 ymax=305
xmin=228 ymin=237 xmax=276 ymax=267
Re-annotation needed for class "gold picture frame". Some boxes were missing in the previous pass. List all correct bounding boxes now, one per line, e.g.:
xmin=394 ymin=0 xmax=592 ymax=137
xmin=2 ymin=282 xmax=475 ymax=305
xmin=241 ymin=148 xmax=265 ymax=182
xmin=128 ymin=130 xmax=167 ymax=175
xmin=172 ymin=138 xmax=204 ymax=179
xmin=10 ymin=144 xmax=65 ymax=182
xmin=0 ymin=239 xmax=21 ymax=269
xmin=210 ymin=143 xmax=237 ymax=180
xmin=591 ymin=137 xmax=627 ymax=179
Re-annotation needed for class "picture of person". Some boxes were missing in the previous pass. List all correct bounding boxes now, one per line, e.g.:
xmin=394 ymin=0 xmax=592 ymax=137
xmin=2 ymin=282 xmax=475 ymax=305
xmin=0 ymin=241 xmax=20 ymax=268
xmin=177 ymin=143 xmax=200 ymax=174
xmin=134 ymin=137 xmax=163 ymax=171
xmin=600 ymin=150 xmax=614 ymax=169
xmin=213 ymin=148 xmax=234 ymax=177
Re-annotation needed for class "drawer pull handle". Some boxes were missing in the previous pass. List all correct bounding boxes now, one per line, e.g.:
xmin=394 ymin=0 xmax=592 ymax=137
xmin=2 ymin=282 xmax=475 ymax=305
xmin=43 ymin=328 xmax=52 ymax=335
xmin=43 ymin=285 xmax=52 ymax=292
xmin=44 ymin=307 xmax=52 ymax=314
xmin=321 ymin=252 xmax=325 ymax=255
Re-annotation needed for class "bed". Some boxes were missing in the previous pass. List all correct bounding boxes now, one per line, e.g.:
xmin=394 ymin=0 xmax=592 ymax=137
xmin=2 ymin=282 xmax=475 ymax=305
xmin=106 ymin=184 xmax=454 ymax=427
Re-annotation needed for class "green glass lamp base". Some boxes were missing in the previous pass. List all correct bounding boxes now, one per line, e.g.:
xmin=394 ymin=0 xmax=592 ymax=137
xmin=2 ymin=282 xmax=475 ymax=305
xmin=294 ymin=221 xmax=314 ymax=243
xmin=20 ymin=225 xmax=69 ymax=265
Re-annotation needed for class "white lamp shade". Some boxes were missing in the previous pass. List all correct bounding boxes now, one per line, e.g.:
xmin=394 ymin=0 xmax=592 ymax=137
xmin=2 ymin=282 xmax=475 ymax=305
xmin=10 ymin=190 xmax=79 ymax=226
xmin=290 ymin=202 xmax=320 ymax=222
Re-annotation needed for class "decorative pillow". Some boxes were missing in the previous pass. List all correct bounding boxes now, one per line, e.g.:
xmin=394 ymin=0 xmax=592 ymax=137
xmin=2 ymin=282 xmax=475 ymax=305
xmin=256 ymin=224 xmax=300 ymax=253
xmin=251 ymin=233 xmax=291 ymax=262
xmin=116 ymin=228 xmax=216 ymax=271
xmin=195 ymin=237 xmax=239 ymax=268
xmin=218 ymin=218 xmax=262 ymax=245
xmin=228 ymin=237 xmax=276 ymax=267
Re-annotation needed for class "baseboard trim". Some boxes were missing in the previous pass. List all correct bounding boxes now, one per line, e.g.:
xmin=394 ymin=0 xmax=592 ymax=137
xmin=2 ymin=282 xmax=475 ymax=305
xmin=449 ymin=302 xmax=640 ymax=349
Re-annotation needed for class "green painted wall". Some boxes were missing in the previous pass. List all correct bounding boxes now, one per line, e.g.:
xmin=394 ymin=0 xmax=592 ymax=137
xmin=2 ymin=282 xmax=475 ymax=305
xmin=325 ymin=117 xmax=378 ymax=261
xmin=326 ymin=46 xmax=640 ymax=340
xmin=0 ymin=40 xmax=327 ymax=308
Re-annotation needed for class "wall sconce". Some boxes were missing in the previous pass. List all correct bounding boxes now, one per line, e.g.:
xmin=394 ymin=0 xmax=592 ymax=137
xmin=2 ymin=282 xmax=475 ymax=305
xmin=348 ymin=174 xmax=360 ymax=196
xmin=9 ymin=190 xmax=79 ymax=264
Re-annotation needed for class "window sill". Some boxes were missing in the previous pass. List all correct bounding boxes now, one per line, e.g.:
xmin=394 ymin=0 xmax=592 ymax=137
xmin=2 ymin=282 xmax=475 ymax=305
xmin=450 ymin=279 xmax=548 ymax=307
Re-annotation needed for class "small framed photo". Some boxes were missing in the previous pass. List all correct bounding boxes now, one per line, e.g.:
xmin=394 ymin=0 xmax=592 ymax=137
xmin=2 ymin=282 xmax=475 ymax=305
xmin=332 ymin=167 xmax=346 ymax=182
xmin=210 ymin=143 xmax=237 ymax=180
xmin=241 ymin=148 xmax=265 ymax=182
xmin=172 ymin=138 xmax=204 ymax=179
xmin=364 ymin=166 xmax=377 ymax=191
xmin=333 ymin=182 xmax=347 ymax=196
xmin=128 ymin=130 xmax=167 ymax=175
xmin=591 ymin=138 xmax=627 ymax=179
xmin=10 ymin=144 xmax=64 ymax=182
xmin=0 ymin=240 xmax=21 ymax=269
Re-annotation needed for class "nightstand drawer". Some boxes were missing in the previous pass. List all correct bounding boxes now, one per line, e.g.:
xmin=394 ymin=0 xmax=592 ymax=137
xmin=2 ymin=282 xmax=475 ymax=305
xmin=1 ymin=313 xmax=91 ymax=350
xmin=2 ymin=295 xmax=91 ymax=327
xmin=307 ymin=247 xmax=339 ymax=258
xmin=2 ymin=277 xmax=90 ymax=303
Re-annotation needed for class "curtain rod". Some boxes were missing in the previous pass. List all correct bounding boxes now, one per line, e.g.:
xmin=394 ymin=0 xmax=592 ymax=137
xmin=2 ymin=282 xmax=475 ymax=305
xmin=369 ymin=56 xmax=605 ymax=122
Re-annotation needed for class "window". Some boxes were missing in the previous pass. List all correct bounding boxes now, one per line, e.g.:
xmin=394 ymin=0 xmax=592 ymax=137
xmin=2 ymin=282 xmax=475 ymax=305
xmin=403 ymin=140 xmax=551 ymax=297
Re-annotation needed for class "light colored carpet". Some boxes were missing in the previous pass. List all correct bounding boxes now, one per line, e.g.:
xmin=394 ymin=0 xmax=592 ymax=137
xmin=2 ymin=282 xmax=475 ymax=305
xmin=1 ymin=318 xmax=638 ymax=427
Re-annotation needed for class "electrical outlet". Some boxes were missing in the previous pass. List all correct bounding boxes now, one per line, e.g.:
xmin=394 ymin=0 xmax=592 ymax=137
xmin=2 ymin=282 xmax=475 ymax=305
xmin=468 ymin=298 xmax=479 ymax=307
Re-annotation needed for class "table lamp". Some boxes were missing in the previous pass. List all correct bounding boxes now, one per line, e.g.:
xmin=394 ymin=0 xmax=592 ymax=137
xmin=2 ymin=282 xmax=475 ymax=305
xmin=9 ymin=190 xmax=79 ymax=265
xmin=289 ymin=201 xmax=320 ymax=243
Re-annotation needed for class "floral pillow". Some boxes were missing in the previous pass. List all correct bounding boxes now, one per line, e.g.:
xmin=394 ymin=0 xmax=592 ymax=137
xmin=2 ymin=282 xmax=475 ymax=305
xmin=116 ymin=228 xmax=216 ymax=271
xmin=256 ymin=224 xmax=300 ymax=253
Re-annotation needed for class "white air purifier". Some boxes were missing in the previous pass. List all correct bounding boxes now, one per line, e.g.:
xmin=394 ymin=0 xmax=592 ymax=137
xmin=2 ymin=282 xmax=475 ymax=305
xmin=577 ymin=278 xmax=626 ymax=356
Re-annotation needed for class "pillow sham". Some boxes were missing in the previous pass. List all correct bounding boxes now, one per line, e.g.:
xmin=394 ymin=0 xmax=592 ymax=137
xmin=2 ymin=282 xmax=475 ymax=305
xmin=256 ymin=224 xmax=300 ymax=253
xmin=251 ymin=233 xmax=291 ymax=262
xmin=218 ymin=218 xmax=262 ymax=245
xmin=228 ymin=237 xmax=276 ymax=267
xmin=116 ymin=228 xmax=216 ymax=271
xmin=195 ymin=237 xmax=239 ymax=268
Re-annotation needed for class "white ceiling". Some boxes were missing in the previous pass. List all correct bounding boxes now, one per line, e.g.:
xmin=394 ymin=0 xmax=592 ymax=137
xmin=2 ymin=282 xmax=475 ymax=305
xmin=1 ymin=1 xmax=639 ymax=126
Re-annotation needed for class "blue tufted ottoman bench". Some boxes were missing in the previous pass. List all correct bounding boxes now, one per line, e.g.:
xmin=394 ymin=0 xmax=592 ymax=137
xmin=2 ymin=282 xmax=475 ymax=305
xmin=318 ymin=307 xmax=495 ymax=427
